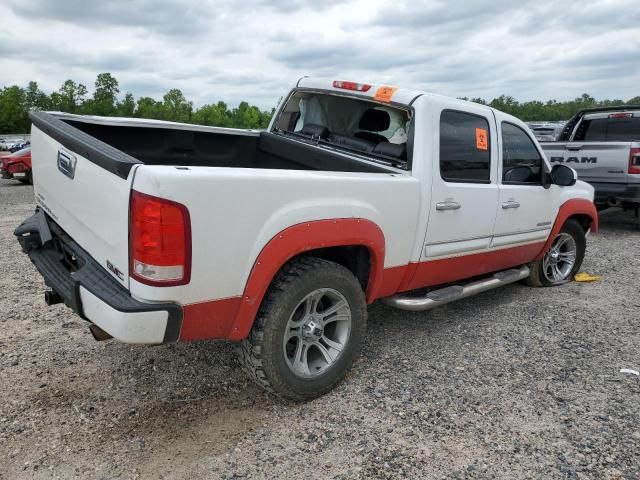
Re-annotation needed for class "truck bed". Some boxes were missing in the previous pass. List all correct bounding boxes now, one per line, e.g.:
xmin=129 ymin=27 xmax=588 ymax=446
xmin=35 ymin=112 xmax=395 ymax=175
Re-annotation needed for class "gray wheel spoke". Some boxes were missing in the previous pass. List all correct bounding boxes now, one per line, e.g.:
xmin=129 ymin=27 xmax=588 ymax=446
xmin=314 ymin=342 xmax=337 ymax=364
xmin=292 ymin=342 xmax=310 ymax=376
xmin=321 ymin=313 xmax=351 ymax=328
xmin=559 ymin=252 xmax=575 ymax=262
xmin=304 ymin=291 xmax=324 ymax=316
xmin=552 ymin=264 xmax=563 ymax=281
xmin=286 ymin=327 xmax=301 ymax=342
xmin=319 ymin=299 xmax=348 ymax=320
xmin=320 ymin=335 xmax=344 ymax=355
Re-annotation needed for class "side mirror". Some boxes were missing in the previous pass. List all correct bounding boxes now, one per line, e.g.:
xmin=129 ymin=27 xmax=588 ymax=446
xmin=551 ymin=164 xmax=577 ymax=187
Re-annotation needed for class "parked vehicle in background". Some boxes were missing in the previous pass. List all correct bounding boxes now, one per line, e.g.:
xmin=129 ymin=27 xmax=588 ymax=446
xmin=540 ymin=106 xmax=640 ymax=214
xmin=1 ymin=138 xmax=23 ymax=151
xmin=15 ymin=77 xmax=597 ymax=400
xmin=9 ymin=141 xmax=30 ymax=153
xmin=1 ymin=147 xmax=32 ymax=184
xmin=527 ymin=122 xmax=565 ymax=142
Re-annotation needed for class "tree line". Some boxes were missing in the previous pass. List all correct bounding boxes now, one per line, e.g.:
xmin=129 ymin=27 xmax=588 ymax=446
xmin=459 ymin=93 xmax=640 ymax=122
xmin=1 ymin=72 xmax=639 ymax=134
xmin=0 ymin=73 xmax=274 ymax=134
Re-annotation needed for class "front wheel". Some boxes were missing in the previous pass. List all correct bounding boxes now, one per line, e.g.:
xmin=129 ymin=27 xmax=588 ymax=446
xmin=238 ymin=256 xmax=367 ymax=400
xmin=528 ymin=219 xmax=586 ymax=287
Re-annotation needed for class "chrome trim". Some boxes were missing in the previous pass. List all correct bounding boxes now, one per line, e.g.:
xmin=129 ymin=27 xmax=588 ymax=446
xmin=381 ymin=266 xmax=530 ymax=312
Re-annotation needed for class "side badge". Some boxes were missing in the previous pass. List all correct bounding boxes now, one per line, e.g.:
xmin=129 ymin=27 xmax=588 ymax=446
xmin=57 ymin=149 xmax=77 ymax=179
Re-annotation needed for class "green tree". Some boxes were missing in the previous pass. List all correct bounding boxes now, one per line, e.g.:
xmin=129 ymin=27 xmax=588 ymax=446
xmin=90 ymin=72 xmax=120 ymax=116
xmin=0 ymin=86 xmax=29 ymax=133
xmin=135 ymin=96 xmax=164 ymax=119
xmin=162 ymin=89 xmax=192 ymax=122
xmin=192 ymin=101 xmax=230 ymax=127
xmin=230 ymin=101 xmax=264 ymax=128
xmin=117 ymin=92 xmax=136 ymax=117
xmin=52 ymin=80 xmax=87 ymax=113
xmin=24 ymin=81 xmax=50 ymax=111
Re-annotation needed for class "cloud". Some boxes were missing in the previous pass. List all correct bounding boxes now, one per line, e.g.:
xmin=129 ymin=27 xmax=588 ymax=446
xmin=0 ymin=0 xmax=638 ymax=109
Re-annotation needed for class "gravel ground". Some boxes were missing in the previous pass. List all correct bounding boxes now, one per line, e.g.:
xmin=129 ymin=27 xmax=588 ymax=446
xmin=1 ymin=178 xmax=639 ymax=480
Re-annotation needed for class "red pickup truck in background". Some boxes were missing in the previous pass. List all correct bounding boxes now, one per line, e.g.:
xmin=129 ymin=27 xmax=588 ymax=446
xmin=1 ymin=147 xmax=33 ymax=184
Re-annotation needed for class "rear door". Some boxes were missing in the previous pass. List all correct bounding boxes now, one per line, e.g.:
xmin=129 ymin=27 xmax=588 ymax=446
xmin=493 ymin=114 xmax=557 ymax=247
xmin=423 ymin=105 xmax=499 ymax=257
xmin=30 ymin=113 xmax=136 ymax=287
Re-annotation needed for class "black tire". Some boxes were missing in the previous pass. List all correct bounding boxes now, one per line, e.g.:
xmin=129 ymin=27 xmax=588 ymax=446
xmin=18 ymin=171 xmax=32 ymax=185
xmin=238 ymin=256 xmax=367 ymax=401
xmin=528 ymin=219 xmax=586 ymax=287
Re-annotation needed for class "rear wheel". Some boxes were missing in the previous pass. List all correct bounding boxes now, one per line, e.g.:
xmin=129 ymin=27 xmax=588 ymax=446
xmin=238 ymin=256 xmax=367 ymax=400
xmin=528 ymin=219 xmax=585 ymax=287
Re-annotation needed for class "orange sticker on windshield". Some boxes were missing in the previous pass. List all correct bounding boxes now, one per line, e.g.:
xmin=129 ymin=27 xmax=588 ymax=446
xmin=476 ymin=128 xmax=488 ymax=150
xmin=374 ymin=86 xmax=398 ymax=103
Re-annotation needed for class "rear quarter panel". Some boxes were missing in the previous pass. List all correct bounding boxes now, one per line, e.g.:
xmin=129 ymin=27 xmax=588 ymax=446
xmin=129 ymin=166 xmax=422 ymax=305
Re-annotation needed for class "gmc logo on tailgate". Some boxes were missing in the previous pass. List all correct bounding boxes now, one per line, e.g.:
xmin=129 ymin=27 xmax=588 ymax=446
xmin=550 ymin=156 xmax=597 ymax=164
xmin=57 ymin=149 xmax=77 ymax=179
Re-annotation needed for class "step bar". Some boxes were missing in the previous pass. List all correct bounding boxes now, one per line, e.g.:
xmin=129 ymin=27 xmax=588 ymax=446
xmin=381 ymin=265 xmax=530 ymax=312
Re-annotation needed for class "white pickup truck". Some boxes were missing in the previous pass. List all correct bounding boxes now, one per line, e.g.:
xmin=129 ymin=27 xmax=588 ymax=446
xmin=540 ymin=106 xmax=640 ymax=214
xmin=16 ymin=78 xmax=598 ymax=400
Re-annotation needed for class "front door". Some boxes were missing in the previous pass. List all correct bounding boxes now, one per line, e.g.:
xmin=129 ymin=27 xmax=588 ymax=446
xmin=492 ymin=117 xmax=558 ymax=248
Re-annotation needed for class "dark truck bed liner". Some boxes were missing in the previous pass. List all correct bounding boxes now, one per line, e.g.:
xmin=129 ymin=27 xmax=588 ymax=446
xmin=30 ymin=112 xmax=394 ymax=179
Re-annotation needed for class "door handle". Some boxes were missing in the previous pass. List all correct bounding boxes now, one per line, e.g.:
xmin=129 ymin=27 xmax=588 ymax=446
xmin=566 ymin=144 xmax=583 ymax=151
xmin=502 ymin=200 xmax=521 ymax=209
xmin=436 ymin=200 xmax=461 ymax=211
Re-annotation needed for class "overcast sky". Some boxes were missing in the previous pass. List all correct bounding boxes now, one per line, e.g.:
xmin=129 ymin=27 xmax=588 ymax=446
xmin=1 ymin=0 xmax=639 ymax=109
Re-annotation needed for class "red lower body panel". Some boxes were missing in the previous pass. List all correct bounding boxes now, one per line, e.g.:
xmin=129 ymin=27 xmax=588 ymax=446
xmin=403 ymin=241 xmax=545 ymax=292
xmin=180 ymin=297 xmax=241 ymax=341
xmin=178 ymin=241 xmax=545 ymax=342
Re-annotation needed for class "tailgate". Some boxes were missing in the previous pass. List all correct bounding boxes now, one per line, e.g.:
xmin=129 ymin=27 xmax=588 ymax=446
xmin=541 ymin=141 xmax=634 ymax=183
xmin=29 ymin=112 xmax=140 ymax=288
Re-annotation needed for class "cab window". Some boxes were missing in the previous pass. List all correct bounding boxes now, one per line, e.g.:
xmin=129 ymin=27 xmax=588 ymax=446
xmin=501 ymin=122 xmax=544 ymax=184
xmin=439 ymin=110 xmax=491 ymax=183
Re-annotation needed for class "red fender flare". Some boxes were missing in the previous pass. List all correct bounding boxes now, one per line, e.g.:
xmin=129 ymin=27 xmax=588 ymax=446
xmin=225 ymin=218 xmax=386 ymax=340
xmin=534 ymin=198 xmax=598 ymax=260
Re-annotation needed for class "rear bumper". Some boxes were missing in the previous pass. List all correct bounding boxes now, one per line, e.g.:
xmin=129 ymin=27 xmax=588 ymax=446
xmin=590 ymin=181 xmax=640 ymax=204
xmin=14 ymin=209 xmax=182 ymax=344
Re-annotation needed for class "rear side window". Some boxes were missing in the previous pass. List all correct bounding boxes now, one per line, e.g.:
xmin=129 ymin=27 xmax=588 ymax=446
xmin=439 ymin=110 xmax=491 ymax=183
xmin=501 ymin=123 xmax=544 ymax=184
xmin=579 ymin=117 xmax=640 ymax=141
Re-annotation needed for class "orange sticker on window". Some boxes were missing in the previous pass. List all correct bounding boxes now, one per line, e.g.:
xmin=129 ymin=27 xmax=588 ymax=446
xmin=374 ymin=86 xmax=398 ymax=103
xmin=476 ymin=128 xmax=488 ymax=150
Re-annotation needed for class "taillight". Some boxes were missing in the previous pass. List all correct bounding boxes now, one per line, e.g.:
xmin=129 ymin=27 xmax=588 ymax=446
xmin=332 ymin=80 xmax=371 ymax=92
xmin=130 ymin=190 xmax=191 ymax=286
xmin=630 ymin=148 xmax=640 ymax=174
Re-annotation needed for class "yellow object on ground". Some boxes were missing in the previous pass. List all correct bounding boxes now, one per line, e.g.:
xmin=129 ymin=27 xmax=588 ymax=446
xmin=574 ymin=272 xmax=602 ymax=282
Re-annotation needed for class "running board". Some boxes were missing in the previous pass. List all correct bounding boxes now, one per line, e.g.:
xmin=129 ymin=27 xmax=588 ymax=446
xmin=381 ymin=265 xmax=530 ymax=312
